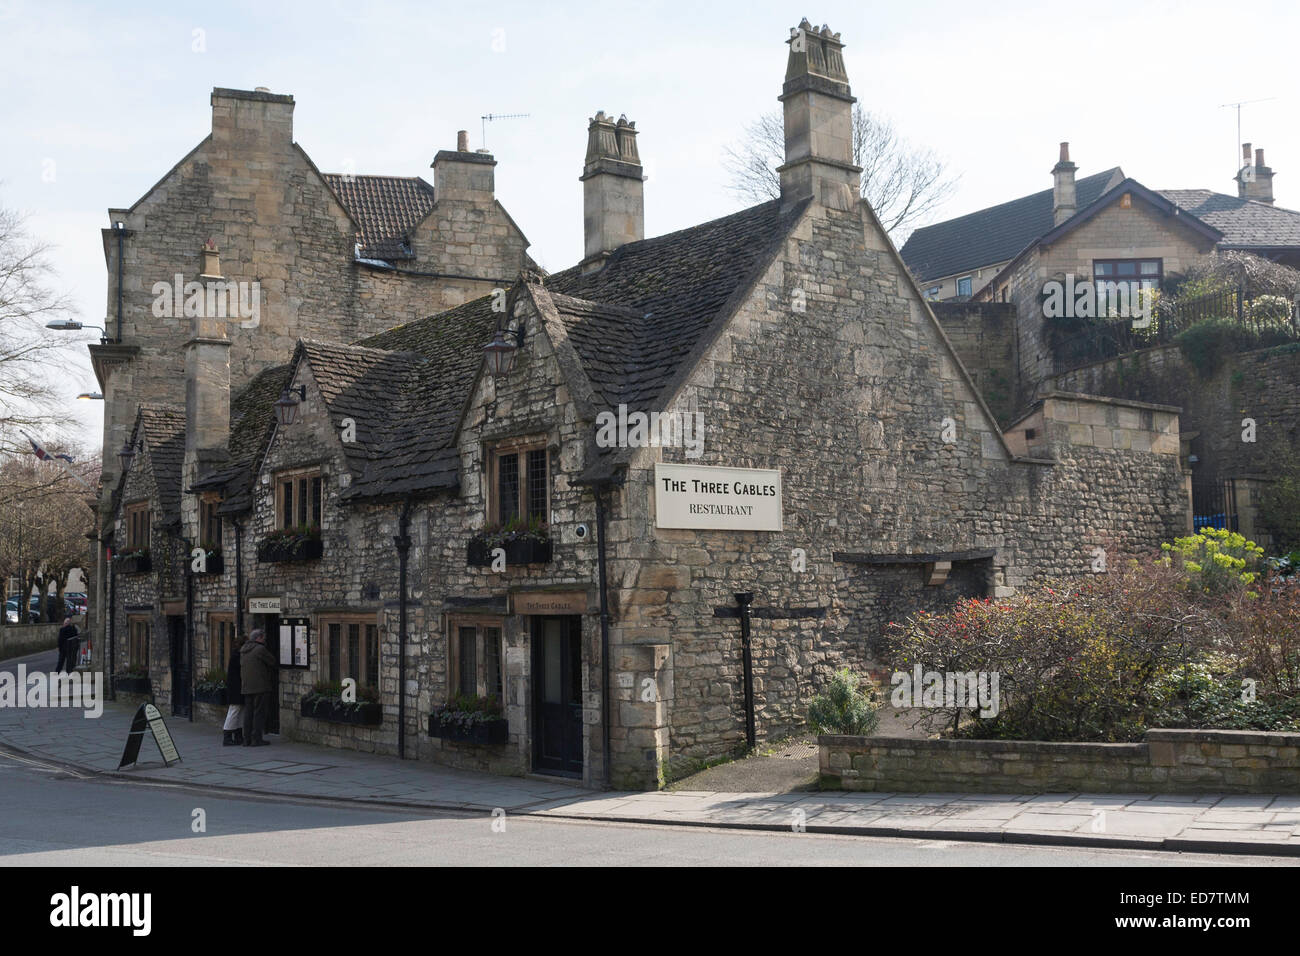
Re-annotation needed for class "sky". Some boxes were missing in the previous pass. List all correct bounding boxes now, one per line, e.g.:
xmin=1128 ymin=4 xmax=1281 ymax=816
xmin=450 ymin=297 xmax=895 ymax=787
xmin=2 ymin=0 xmax=1296 ymax=452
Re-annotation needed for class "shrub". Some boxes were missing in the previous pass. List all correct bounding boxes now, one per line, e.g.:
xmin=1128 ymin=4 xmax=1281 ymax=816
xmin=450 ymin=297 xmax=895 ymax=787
xmin=1160 ymin=527 xmax=1264 ymax=595
xmin=806 ymin=668 xmax=880 ymax=736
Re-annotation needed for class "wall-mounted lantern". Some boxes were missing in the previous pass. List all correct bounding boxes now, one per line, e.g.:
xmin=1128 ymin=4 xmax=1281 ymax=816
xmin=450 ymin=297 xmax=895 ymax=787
xmin=117 ymin=442 xmax=136 ymax=473
xmin=274 ymin=385 xmax=308 ymax=427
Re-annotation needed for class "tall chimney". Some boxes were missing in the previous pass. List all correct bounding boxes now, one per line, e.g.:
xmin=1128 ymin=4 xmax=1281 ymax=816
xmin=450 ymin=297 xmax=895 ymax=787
xmin=210 ymin=88 xmax=295 ymax=155
xmin=185 ymin=310 xmax=231 ymax=454
xmin=432 ymin=133 xmax=496 ymax=203
xmin=778 ymin=20 xmax=860 ymax=210
xmin=1052 ymin=142 xmax=1077 ymax=226
xmin=580 ymin=111 xmax=644 ymax=271
xmin=1240 ymin=144 xmax=1275 ymax=205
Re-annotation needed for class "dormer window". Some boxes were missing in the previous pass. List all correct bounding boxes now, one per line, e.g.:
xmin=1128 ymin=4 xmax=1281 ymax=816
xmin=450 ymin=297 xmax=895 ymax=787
xmin=489 ymin=439 xmax=549 ymax=527
xmin=276 ymin=467 xmax=322 ymax=531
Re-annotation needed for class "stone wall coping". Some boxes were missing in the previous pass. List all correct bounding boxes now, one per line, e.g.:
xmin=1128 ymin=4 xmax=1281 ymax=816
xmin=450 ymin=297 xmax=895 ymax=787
xmin=1145 ymin=728 xmax=1300 ymax=746
xmin=818 ymin=734 xmax=1145 ymax=757
xmin=1040 ymin=390 xmax=1182 ymax=415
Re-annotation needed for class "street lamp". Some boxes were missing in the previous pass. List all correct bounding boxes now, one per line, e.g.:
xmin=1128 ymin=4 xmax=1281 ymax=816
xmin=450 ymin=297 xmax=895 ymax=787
xmin=273 ymin=385 xmax=307 ymax=427
xmin=46 ymin=319 xmax=108 ymax=344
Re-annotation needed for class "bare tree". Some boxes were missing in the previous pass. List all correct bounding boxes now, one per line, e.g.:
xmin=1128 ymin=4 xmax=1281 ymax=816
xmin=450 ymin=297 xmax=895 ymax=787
xmin=0 ymin=199 xmax=77 ymax=456
xmin=723 ymin=104 xmax=959 ymax=241
xmin=0 ymin=444 xmax=98 ymax=624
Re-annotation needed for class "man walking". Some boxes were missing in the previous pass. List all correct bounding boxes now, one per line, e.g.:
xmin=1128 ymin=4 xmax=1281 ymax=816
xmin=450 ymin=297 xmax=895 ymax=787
xmin=55 ymin=617 xmax=79 ymax=674
xmin=239 ymin=628 xmax=276 ymax=746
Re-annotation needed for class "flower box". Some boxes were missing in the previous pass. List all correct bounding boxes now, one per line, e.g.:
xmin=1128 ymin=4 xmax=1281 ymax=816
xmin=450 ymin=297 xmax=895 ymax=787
xmin=258 ymin=535 xmax=324 ymax=564
xmin=428 ymin=715 xmax=509 ymax=744
xmin=113 ymin=674 xmax=152 ymax=694
xmin=466 ymin=536 xmax=552 ymax=567
xmin=117 ymin=552 xmax=152 ymax=575
xmin=299 ymin=696 xmax=383 ymax=726
xmin=193 ymin=685 xmax=228 ymax=706
xmin=196 ymin=552 xmax=225 ymax=575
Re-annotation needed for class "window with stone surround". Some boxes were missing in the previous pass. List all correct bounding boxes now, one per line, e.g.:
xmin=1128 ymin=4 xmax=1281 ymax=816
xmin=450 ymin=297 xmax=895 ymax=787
xmin=448 ymin=618 xmax=504 ymax=702
xmin=125 ymin=501 xmax=150 ymax=550
xmin=128 ymin=616 xmax=150 ymax=670
xmin=274 ymin=467 xmax=322 ymax=531
xmin=319 ymin=614 xmax=380 ymax=691
xmin=199 ymin=495 xmax=223 ymax=550
xmin=210 ymin=613 xmax=235 ymax=672
xmin=488 ymin=438 xmax=549 ymax=527
xmin=1093 ymin=258 xmax=1161 ymax=315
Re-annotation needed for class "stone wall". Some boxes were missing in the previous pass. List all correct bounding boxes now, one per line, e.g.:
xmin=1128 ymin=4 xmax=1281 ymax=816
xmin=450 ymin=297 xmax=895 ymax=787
xmin=932 ymin=301 xmax=1017 ymax=425
xmin=605 ymin=201 xmax=1189 ymax=781
xmin=819 ymin=729 xmax=1300 ymax=793
xmin=0 ymin=622 xmax=62 ymax=661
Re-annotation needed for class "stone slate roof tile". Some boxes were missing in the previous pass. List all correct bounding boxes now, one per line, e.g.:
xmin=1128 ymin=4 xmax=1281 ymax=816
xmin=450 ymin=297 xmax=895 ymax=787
xmin=133 ymin=404 xmax=186 ymax=525
xmin=1157 ymin=189 xmax=1300 ymax=249
xmin=900 ymin=168 xmax=1124 ymax=282
xmin=322 ymin=174 xmax=435 ymax=262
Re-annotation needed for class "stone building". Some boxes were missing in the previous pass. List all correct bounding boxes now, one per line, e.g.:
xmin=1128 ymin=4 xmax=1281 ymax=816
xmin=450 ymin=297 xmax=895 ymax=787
xmin=90 ymin=86 xmax=531 ymax=674
xmin=104 ymin=21 xmax=1189 ymax=790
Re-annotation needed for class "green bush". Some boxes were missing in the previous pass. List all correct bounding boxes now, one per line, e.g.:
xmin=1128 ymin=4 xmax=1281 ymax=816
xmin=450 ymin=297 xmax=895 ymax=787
xmin=806 ymin=668 xmax=880 ymax=736
xmin=1175 ymin=318 xmax=1298 ymax=376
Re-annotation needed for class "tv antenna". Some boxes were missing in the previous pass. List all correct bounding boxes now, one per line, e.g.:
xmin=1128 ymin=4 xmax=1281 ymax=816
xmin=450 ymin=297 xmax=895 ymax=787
xmin=481 ymin=112 xmax=530 ymax=149
xmin=1219 ymin=97 xmax=1275 ymax=170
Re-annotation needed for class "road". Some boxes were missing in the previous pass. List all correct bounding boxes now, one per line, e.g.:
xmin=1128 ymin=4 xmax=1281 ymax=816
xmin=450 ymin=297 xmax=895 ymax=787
xmin=0 ymin=749 xmax=1293 ymax=866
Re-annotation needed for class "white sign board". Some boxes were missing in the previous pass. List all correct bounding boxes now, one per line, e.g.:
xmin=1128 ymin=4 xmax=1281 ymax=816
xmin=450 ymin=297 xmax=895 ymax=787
xmin=248 ymin=596 xmax=281 ymax=614
xmin=654 ymin=463 xmax=783 ymax=531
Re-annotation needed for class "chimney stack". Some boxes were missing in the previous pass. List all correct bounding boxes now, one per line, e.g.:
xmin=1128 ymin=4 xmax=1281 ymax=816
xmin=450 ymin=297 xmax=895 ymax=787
xmin=210 ymin=88 xmax=295 ymax=155
xmin=1052 ymin=142 xmax=1078 ymax=226
xmin=432 ymin=133 xmax=496 ymax=203
xmin=778 ymin=20 xmax=860 ymax=210
xmin=1238 ymin=143 xmax=1275 ymax=205
xmin=580 ymin=111 xmax=644 ymax=271
xmin=185 ymin=311 xmax=231 ymax=454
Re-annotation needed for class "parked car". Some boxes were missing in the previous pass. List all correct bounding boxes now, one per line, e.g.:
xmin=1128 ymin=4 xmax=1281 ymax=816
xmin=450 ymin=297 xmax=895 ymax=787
xmin=4 ymin=594 xmax=81 ymax=624
xmin=4 ymin=597 xmax=39 ymax=624
xmin=64 ymin=592 xmax=88 ymax=615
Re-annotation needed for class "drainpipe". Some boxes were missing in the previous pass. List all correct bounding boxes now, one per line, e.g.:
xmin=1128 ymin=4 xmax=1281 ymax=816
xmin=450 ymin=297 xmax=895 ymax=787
xmin=232 ymin=518 xmax=245 ymax=639
xmin=594 ymin=486 xmax=612 ymax=789
xmin=169 ymin=528 xmax=196 ymax=721
xmin=107 ymin=544 xmax=116 ymax=702
xmin=114 ymin=222 xmax=125 ymax=343
xmin=735 ymin=592 xmax=756 ymax=751
xmin=394 ymin=497 xmax=413 ymax=759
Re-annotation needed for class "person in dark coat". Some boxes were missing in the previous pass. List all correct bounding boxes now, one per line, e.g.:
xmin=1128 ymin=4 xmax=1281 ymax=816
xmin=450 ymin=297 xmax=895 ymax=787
xmin=239 ymin=628 xmax=277 ymax=746
xmin=222 ymin=635 xmax=245 ymax=746
xmin=55 ymin=617 xmax=79 ymax=673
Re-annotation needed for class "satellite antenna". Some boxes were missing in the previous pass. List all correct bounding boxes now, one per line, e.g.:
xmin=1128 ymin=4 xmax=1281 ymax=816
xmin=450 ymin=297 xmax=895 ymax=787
xmin=1219 ymin=97 xmax=1275 ymax=173
xmin=480 ymin=112 xmax=530 ymax=149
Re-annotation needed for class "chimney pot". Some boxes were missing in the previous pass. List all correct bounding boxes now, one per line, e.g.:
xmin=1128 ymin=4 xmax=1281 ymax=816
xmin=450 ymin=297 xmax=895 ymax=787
xmin=1059 ymin=142 xmax=1070 ymax=163
xmin=457 ymin=130 xmax=469 ymax=151
xmin=581 ymin=111 xmax=644 ymax=268
xmin=1256 ymin=147 xmax=1265 ymax=167
xmin=1244 ymin=143 xmax=1253 ymax=162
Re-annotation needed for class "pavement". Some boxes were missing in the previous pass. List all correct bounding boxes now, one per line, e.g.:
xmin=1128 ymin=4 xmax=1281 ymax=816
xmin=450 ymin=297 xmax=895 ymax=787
xmin=3 ymin=648 xmax=1300 ymax=857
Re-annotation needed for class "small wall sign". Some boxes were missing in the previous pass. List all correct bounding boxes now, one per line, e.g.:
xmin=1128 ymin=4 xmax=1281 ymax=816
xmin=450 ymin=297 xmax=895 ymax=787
xmin=512 ymin=591 xmax=589 ymax=615
xmin=249 ymin=596 xmax=281 ymax=614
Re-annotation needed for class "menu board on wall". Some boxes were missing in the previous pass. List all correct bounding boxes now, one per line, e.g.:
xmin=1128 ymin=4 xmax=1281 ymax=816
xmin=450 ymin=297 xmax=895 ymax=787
xmin=278 ymin=617 xmax=310 ymax=669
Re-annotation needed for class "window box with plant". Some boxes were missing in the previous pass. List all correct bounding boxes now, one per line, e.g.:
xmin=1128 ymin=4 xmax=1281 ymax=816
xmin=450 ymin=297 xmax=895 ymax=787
xmin=193 ymin=669 xmax=227 ymax=706
xmin=467 ymin=515 xmax=552 ymax=567
xmin=257 ymin=525 xmax=324 ymax=563
xmin=299 ymin=680 xmax=382 ymax=726
xmin=114 ymin=547 xmax=152 ymax=575
xmin=113 ymin=667 xmax=152 ymax=695
xmin=428 ymin=694 xmax=508 ymax=744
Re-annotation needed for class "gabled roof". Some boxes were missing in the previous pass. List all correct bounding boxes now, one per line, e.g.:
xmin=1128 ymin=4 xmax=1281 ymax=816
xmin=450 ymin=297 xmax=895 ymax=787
xmin=1157 ymin=190 xmax=1300 ymax=249
xmin=322 ymin=174 xmax=436 ymax=262
xmin=210 ymin=197 xmax=809 ymax=503
xmin=900 ymin=168 xmax=1124 ymax=281
xmin=193 ymin=364 xmax=293 ymax=515
xmin=125 ymin=404 xmax=186 ymax=526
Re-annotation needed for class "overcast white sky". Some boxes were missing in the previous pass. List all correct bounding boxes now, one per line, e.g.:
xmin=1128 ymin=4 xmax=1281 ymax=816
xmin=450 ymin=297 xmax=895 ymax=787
xmin=2 ymin=0 xmax=1296 ymax=451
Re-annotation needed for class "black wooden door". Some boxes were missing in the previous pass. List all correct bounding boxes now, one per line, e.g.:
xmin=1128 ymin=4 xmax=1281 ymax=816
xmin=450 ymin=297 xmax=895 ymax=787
xmin=168 ymin=616 xmax=190 ymax=718
xmin=532 ymin=615 xmax=583 ymax=775
xmin=259 ymin=615 xmax=281 ymax=734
